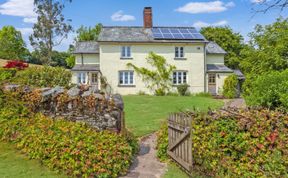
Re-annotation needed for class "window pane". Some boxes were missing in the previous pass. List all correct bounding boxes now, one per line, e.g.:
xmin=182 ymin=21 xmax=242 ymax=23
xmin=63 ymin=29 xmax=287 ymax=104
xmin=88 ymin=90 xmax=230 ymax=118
xmin=127 ymin=47 xmax=131 ymax=57
xmin=173 ymin=72 xmax=177 ymax=84
xmin=121 ymin=46 xmax=126 ymax=57
xmin=119 ymin=72 xmax=123 ymax=84
xmin=178 ymin=72 xmax=182 ymax=83
xmin=175 ymin=47 xmax=179 ymax=58
xmin=130 ymin=72 xmax=133 ymax=84
xmin=180 ymin=47 xmax=184 ymax=57
xmin=78 ymin=73 xmax=81 ymax=83
xmin=183 ymin=72 xmax=187 ymax=83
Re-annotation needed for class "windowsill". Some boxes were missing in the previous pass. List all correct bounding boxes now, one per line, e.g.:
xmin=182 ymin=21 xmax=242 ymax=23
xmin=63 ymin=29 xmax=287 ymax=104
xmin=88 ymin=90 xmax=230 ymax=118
xmin=174 ymin=57 xmax=187 ymax=60
xmin=172 ymin=84 xmax=189 ymax=87
xmin=120 ymin=57 xmax=133 ymax=60
xmin=118 ymin=84 xmax=136 ymax=88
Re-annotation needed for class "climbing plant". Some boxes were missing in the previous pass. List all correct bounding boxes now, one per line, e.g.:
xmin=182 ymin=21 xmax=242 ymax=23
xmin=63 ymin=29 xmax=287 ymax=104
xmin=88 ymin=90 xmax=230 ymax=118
xmin=127 ymin=52 xmax=176 ymax=96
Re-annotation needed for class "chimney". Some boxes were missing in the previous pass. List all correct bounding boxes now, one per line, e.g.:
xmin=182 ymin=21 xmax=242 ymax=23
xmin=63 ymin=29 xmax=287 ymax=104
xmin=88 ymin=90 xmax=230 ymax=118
xmin=143 ymin=7 xmax=153 ymax=28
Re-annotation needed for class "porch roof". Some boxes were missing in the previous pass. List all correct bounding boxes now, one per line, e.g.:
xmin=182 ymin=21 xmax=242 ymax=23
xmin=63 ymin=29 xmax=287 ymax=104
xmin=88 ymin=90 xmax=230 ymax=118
xmin=71 ymin=64 xmax=100 ymax=71
xmin=207 ymin=64 xmax=233 ymax=73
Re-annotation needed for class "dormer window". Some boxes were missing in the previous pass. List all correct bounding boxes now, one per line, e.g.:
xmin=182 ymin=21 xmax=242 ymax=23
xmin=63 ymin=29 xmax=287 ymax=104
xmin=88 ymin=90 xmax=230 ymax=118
xmin=175 ymin=47 xmax=184 ymax=58
xmin=121 ymin=46 xmax=131 ymax=59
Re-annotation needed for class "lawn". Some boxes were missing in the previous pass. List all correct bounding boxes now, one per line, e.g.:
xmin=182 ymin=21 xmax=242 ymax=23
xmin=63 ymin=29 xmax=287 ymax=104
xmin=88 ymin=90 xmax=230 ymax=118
xmin=0 ymin=142 xmax=65 ymax=178
xmin=123 ymin=95 xmax=223 ymax=137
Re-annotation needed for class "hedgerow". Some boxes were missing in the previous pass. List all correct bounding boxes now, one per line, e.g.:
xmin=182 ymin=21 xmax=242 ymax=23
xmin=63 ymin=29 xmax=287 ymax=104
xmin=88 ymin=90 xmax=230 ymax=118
xmin=0 ymin=92 xmax=137 ymax=177
xmin=157 ymin=108 xmax=288 ymax=177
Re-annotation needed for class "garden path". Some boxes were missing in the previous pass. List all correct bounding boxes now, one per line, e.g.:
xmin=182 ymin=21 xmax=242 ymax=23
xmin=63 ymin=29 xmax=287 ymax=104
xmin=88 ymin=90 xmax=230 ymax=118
xmin=224 ymin=98 xmax=246 ymax=108
xmin=121 ymin=133 xmax=167 ymax=178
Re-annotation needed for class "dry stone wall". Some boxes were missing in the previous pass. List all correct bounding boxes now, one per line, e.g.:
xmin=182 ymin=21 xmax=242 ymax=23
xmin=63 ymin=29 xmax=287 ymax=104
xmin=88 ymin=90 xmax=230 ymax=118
xmin=3 ymin=84 xmax=124 ymax=132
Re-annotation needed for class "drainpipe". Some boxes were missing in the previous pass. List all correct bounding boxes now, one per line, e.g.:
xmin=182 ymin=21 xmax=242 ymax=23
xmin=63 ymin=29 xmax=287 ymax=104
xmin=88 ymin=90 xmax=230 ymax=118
xmin=204 ymin=43 xmax=207 ymax=93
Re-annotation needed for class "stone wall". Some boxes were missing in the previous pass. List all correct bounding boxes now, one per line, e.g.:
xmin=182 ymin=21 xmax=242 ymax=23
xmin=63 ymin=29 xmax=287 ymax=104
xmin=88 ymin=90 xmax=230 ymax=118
xmin=3 ymin=85 xmax=124 ymax=132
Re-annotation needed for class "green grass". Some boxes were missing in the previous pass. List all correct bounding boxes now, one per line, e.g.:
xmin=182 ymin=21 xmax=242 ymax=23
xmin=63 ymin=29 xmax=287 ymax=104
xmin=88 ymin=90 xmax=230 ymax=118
xmin=123 ymin=95 xmax=223 ymax=137
xmin=0 ymin=142 xmax=65 ymax=178
xmin=163 ymin=164 xmax=189 ymax=178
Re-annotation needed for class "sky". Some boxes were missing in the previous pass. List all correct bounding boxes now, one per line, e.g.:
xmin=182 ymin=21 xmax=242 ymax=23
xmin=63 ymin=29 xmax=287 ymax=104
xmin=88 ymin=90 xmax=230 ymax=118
xmin=0 ymin=0 xmax=287 ymax=51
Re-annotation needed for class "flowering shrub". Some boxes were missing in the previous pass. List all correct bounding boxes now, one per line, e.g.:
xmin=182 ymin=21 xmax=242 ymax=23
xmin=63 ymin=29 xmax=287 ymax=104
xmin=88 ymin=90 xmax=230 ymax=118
xmin=157 ymin=108 xmax=288 ymax=177
xmin=0 ymin=92 xmax=138 ymax=177
xmin=11 ymin=66 xmax=71 ymax=88
xmin=3 ymin=60 xmax=29 ymax=70
xmin=0 ymin=68 xmax=17 ymax=82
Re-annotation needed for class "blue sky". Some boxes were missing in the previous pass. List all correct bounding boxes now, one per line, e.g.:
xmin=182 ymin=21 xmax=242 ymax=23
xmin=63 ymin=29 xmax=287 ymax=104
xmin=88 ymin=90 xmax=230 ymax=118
xmin=0 ymin=0 xmax=287 ymax=51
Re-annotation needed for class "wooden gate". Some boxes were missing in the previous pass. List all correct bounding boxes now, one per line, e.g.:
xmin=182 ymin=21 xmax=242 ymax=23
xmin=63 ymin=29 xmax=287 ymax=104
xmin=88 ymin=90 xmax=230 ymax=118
xmin=168 ymin=113 xmax=193 ymax=172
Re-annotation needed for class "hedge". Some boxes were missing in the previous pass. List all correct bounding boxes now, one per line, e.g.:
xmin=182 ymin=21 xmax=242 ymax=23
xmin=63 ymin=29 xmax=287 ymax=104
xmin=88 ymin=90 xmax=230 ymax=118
xmin=0 ymin=92 xmax=138 ymax=177
xmin=157 ymin=108 xmax=288 ymax=177
xmin=223 ymin=74 xmax=238 ymax=99
xmin=243 ymin=70 xmax=288 ymax=110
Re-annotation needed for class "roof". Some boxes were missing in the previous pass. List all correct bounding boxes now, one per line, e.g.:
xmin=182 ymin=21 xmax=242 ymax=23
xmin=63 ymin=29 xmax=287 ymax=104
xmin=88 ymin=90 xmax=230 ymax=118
xmin=207 ymin=64 xmax=233 ymax=73
xmin=234 ymin=69 xmax=245 ymax=79
xmin=206 ymin=42 xmax=227 ymax=54
xmin=71 ymin=64 xmax=100 ymax=71
xmin=98 ymin=26 xmax=208 ymax=43
xmin=73 ymin=42 xmax=99 ymax=54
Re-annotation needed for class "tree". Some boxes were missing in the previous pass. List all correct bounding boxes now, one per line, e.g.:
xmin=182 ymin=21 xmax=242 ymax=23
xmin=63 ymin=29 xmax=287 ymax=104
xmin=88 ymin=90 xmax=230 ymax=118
xmin=30 ymin=0 xmax=73 ymax=65
xmin=252 ymin=0 xmax=288 ymax=13
xmin=76 ymin=23 xmax=102 ymax=42
xmin=127 ymin=52 xmax=176 ymax=96
xmin=0 ymin=26 xmax=28 ymax=60
xmin=65 ymin=55 xmax=75 ymax=68
xmin=200 ymin=26 xmax=245 ymax=69
xmin=240 ymin=17 xmax=288 ymax=75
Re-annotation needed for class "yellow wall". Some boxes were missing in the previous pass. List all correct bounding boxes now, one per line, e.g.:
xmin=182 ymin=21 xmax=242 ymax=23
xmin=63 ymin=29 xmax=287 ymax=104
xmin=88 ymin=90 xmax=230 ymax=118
xmin=100 ymin=43 xmax=206 ymax=95
xmin=75 ymin=54 xmax=99 ymax=64
xmin=207 ymin=54 xmax=225 ymax=64
xmin=206 ymin=72 xmax=231 ymax=95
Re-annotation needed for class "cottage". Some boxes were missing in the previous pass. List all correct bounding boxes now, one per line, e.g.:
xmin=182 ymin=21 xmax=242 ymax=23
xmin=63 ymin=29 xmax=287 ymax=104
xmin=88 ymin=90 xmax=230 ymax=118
xmin=71 ymin=7 xmax=236 ymax=95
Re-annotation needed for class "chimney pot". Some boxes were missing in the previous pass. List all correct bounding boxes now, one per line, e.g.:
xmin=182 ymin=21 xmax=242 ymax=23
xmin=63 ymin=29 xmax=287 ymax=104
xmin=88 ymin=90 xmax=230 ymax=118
xmin=143 ymin=7 xmax=153 ymax=28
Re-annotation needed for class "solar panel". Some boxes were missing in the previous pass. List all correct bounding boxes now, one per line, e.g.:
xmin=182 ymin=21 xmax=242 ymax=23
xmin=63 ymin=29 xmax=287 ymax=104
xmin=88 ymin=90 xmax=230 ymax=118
xmin=152 ymin=27 xmax=205 ymax=40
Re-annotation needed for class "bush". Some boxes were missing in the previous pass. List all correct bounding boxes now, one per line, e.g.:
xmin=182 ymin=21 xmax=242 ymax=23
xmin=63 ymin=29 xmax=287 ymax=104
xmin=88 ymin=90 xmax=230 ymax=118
xmin=223 ymin=74 xmax=238 ymax=98
xmin=3 ymin=60 xmax=29 ymax=70
xmin=11 ymin=66 xmax=71 ymax=88
xmin=243 ymin=70 xmax=288 ymax=110
xmin=0 ymin=111 xmax=136 ymax=177
xmin=0 ymin=68 xmax=17 ymax=82
xmin=177 ymin=84 xmax=189 ymax=96
xmin=156 ymin=122 xmax=169 ymax=162
xmin=157 ymin=108 xmax=288 ymax=177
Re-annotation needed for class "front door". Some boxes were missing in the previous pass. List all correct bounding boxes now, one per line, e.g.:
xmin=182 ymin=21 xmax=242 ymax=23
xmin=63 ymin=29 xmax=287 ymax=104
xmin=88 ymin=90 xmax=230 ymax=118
xmin=90 ymin=73 xmax=98 ymax=85
xmin=208 ymin=73 xmax=216 ymax=95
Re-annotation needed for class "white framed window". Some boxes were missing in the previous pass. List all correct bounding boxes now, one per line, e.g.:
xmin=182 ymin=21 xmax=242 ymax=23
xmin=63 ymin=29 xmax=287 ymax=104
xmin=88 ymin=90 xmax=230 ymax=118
xmin=77 ymin=72 xmax=86 ymax=84
xmin=119 ymin=71 xmax=134 ymax=85
xmin=208 ymin=74 xmax=216 ymax=84
xmin=121 ymin=46 xmax=131 ymax=58
xmin=175 ymin=47 xmax=184 ymax=58
xmin=173 ymin=71 xmax=187 ymax=85
xmin=91 ymin=73 xmax=98 ymax=84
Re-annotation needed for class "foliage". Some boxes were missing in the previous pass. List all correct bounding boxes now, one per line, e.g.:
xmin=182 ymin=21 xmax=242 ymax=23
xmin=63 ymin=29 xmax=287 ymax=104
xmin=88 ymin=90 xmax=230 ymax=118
xmin=11 ymin=66 xmax=72 ymax=88
xmin=30 ymin=0 xmax=73 ymax=64
xmin=127 ymin=52 xmax=176 ymax=96
xmin=51 ymin=51 xmax=71 ymax=67
xmin=200 ymin=26 xmax=245 ymax=69
xmin=240 ymin=17 xmax=288 ymax=75
xmin=65 ymin=55 xmax=75 ymax=68
xmin=0 ymin=90 xmax=137 ymax=177
xmin=177 ymin=84 xmax=189 ymax=96
xmin=223 ymin=74 xmax=238 ymax=99
xmin=76 ymin=24 xmax=102 ymax=41
xmin=3 ymin=60 xmax=29 ymax=70
xmin=243 ymin=69 xmax=288 ymax=110
xmin=156 ymin=122 xmax=169 ymax=161
xmin=194 ymin=92 xmax=212 ymax=98
xmin=157 ymin=108 xmax=288 ymax=177
xmin=0 ymin=26 xmax=28 ymax=60
xmin=0 ymin=68 xmax=17 ymax=82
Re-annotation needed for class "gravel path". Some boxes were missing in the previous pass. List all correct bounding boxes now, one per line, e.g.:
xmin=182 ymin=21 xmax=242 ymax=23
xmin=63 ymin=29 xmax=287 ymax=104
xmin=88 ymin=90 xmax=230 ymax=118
xmin=121 ymin=133 xmax=167 ymax=178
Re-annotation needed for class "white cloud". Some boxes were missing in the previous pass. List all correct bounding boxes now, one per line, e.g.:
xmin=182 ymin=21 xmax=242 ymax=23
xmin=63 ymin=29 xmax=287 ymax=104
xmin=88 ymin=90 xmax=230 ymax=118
xmin=251 ymin=0 xmax=264 ymax=3
xmin=176 ymin=1 xmax=235 ymax=14
xmin=0 ymin=0 xmax=36 ymax=23
xmin=17 ymin=27 xmax=33 ymax=36
xmin=193 ymin=20 xmax=228 ymax=28
xmin=111 ymin=10 xmax=135 ymax=22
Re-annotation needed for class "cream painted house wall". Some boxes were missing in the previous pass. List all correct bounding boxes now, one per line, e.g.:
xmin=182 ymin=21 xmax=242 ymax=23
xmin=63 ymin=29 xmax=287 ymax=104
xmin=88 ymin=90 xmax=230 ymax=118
xmin=72 ymin=54 xmax=99 ymax=84
xmin=75 ymin=54 xmax=100 ymax=64
xmin=207 ymin=54 xmax=225 ymax=64
xmin=99 ymin=43 xmax=206 ymax=95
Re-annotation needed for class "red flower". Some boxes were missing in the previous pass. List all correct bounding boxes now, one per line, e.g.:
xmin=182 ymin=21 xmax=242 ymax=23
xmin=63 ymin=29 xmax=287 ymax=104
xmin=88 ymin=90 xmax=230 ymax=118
xmin=3 ymin=60 xmax=29 ymax=70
